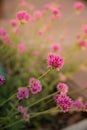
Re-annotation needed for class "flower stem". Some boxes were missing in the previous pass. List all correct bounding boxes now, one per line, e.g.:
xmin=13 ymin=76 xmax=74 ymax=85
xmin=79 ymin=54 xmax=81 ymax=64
xmin=38 ymin=68 xmax=51 ymax=80
xmin=0 ymin=93 xmax=17 ymax=107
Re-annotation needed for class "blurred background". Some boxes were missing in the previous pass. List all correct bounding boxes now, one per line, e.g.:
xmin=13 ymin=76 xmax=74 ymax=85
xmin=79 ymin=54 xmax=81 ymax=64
xmin=0 ymin=0 xmax=87 ymax=130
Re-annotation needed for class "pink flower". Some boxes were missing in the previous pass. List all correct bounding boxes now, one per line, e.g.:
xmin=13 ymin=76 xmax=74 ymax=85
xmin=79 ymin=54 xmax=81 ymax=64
xmin=17 ymin=87 xmax=29 ymax=100
xmin=54 ymin=93 xmax=73 ymax=112
xmin=18 ymin=43 xmax=26 ymax=51
xmin=57 ymin=82 xmax=68 ymax=93
xmin=10 ymin=19 xmax=18 ymax=27
xmin=3 ymin=34 xmax=10 ymax=43
xmin=18 ymin=105 xmax=29 ymax=120
xmin=82 ymin=25 xmax=87 ymax=34
xmin=74 ymin=2 xmax=84 ymax=11
xmin=29 ymin=78 xmax=42 ymax=94
xmin=33 ymin=10 xmax=42 ymax=19
xmin=18 ymin=105 xmax=23 ymax=112
xmin=23 ymin=113 xmax=30 ymax=120
xmin=78 ymin=40 xmax=87 ymax=48
xmin=76 ymin=33 xmax=81 ymax=40
xmin=47 ymin=53 xmax=64 ymax=69
xmin=73 ymin=99 xmax=83 ymax=110
xmin=0 ymin=28 xmax=6 ymax=36
xmin=17 ymin=10 xmax=31 ymax=22
xmin=51 ymin=43 xmax=60 ymax=51
xmin=38 ymin=30 xmax=44 ymax=36
xmin=0 ymin=75 xmax=5 ymax=85
xmin=19 ymin=0 xmax=27 ymax=7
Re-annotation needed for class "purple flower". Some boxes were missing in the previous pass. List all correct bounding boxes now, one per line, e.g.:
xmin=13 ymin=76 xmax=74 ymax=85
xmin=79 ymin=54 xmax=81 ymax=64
xmin=73 ymin=99 xmax=83 ymax=110
xmin=54 ymin=93 xmax=73 ymax=112
xmin=47 ymin=53 xmax=64 ymax=69
xmin=57 ymin=82 xmax=68 ymax=93
xmin=29 ymin=77 xmax=42 ymax=94
xmin=17 ymin=87 xmax=29 ymax=100
xmin=0 ymin=75 xmax=5 ymax=85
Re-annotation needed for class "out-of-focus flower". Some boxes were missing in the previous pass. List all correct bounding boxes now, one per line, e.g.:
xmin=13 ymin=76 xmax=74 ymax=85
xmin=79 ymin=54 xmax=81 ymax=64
xmin=78 ymin=40 xmax=87 ymax=49
xmin=48 ymin=53 xmax=64 ymax=69
xmin=18 ymin=43 xmax=26 ymax=51
xmin=18 ymin=105 xmax=29 ymax=120
xmin=51 ymin=43 xmax=60 ymax=51
xmin=17 ymin=10 xmax=31 ymax=22
xmin=73 ymin=99 xmax=83 ymax=110
xmin=0 ymin=75 xmax=5 ymax=85
xmin=29 ymin=77 xmax=42 ymax=94
xmin=57 ymin=82 xmax=68 ymax=93
xmin=33 ymin=10 xmax=42 ymax=19
xmin=17 ymin=87 xmax=29 ymax=100
xmin=0 ymin=28 xmax=6 ymax=36
xmin=76 ymin=33 xmax=81 ymax=40
xmin=82 ymin=25 xmax=87 ymax=34
xmin=38 ymin=30 xmax=44 ymax=36
xmin=10 ymin=19 xmax=18 ymax=27
xmin=74 ymin=2 xmax=85 ymax=12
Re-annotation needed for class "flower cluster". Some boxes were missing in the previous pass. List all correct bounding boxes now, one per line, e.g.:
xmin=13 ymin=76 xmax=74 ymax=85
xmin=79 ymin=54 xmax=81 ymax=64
xmin=57 ymin=82 xmax=68 ymax=93
xmin=48 ymin=53 xmax=64 ymax=69
xmin=18 ymin=105 xmax=29 ymax=120
xmin=29 ymin=77 xmax=42 ymax=94
xmin=54 ymin=93 xmax=73 ymax=112
xmin=17 ymin=10 xmax=31 ymax=22
xmin=17 ymin=87 xmax=29 ymax=100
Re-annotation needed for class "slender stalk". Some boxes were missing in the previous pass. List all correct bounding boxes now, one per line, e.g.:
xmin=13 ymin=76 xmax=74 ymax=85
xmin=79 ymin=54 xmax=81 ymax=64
xmin=28 ymin=91 xmax=57 ymax=108
xmin=0 ymin=93 xmax=17 ymax=107
xmin=38 ymin=68 xmax=51 ymax=80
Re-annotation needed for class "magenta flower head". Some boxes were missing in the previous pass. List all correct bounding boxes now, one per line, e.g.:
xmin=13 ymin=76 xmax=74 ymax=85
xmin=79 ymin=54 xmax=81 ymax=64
xmin=78 ymin=40 xmax=87 ymax=49
xmin=17 ymin=10 xmax=31 ymax=22
xmin=17 ymin=87 xmax=29 ymax=100
xmin=51 ymin=43 xmax=60 ymax=51
xmin=33 ymin=10 xmax=42 ymax=19
xmin=18 ymin=43 xmax=26 ymax=51
xmin=47 ymin=53 xmax=64 ymax=70
xmin=82 ymin=25 xmax=87 ymax=34
xmin=0 ymin=28 xmax=6 ymax=36
xmin=0 ymin=75 xmax=5 ymax=85
xmin=57 ymin=82 xmax=68 ymax=93
xmin=10 ymin=19 xmax=18 ymax=27
xmin=29 ymin=77 xmax=42 ymax=94
xmin=73 ymin=99 xmax=83 ymax=110
xmin=54 ymin=93 xmax=73 ymax=112
xmin=74 ymin=1 xmax=85 ymax=11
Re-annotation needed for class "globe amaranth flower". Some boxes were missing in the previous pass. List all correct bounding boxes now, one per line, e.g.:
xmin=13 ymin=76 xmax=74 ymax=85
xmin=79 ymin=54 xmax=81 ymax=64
xmin=10 ymin=19 xmax=18 ymax=27
xmin=0 ymin=75 xmax=5 ymax=85
xmin=82 ymin=25 xmax=87 ymax=34
xmin=17 ymin=10 xmax=31 ymax=22
xmin=73 ymin=99 xmax=84 ymax=110
xmin=17 ymin=87 xmax=29 ymax=100
xmin=48 ymin=53 xmax=64 ymax=69
xmin=18 ymin=105 xmax=29 ymax=120
xmin=51 ymin=43 xmax=60 ymax=51
xmin=57 ymin=82 xmax=68 ymax=93
xmin=78 ymin=40 xmax=87 ymax=49
xmin=74 ymin=2 xmax=85 ymax=11
xmin=54 ymin=93 xmax=73 ymax=112
xmin=29 ymin=77 xmax=42 ymax=94
xmin=18 ymin=43 xmax=26 ymax=51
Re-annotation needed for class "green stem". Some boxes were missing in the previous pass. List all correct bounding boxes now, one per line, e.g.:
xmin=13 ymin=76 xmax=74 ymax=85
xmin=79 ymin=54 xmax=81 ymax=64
xmin=38 ymin=68 xmax=51 ymax=80
xmin=28 ymin=91 xmax=57 ymax=108
xmin=0 ymin=93 xmax=17 ymax=107
xmin=3 ymin=108 xmax=62 ymax=129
